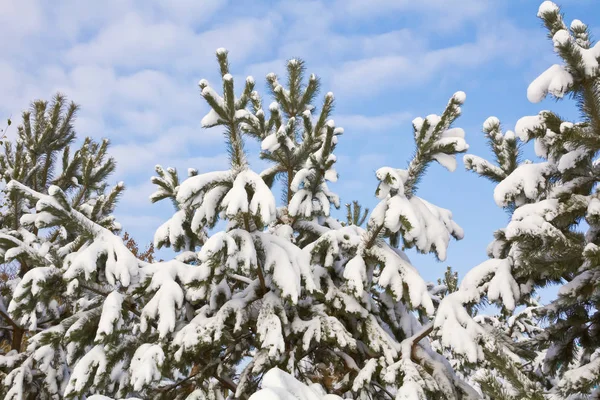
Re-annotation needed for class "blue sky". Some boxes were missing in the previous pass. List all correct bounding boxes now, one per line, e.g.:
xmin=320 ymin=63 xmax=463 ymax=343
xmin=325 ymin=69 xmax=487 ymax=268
xmin=1 ymin=0 xmax=599 ymax=287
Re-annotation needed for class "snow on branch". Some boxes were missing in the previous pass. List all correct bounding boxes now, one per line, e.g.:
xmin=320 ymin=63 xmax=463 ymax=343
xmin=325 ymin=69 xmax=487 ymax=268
xmin=370 ymin=168 xmax=464 ymax=261
xmin=528 ymin=64 xmax=573 ymax=103
xmin=494 ymin=162 xmax=556 ymax=207
xmin=248 ymin=368 xmax=343 ymax=400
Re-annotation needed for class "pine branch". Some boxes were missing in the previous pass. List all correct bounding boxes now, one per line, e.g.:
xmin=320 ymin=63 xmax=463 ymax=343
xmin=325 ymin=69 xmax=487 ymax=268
xmin=404 ymin=92 xmax=465 ymax=196
xmin=371 ymin=381 xmax=395 ymax=399
xmin=364 ymin=223 xmax=384 ymax=250
xmin=408 ymin=322 xmax=434 ymax=363
xmin=0 ymin=309 xmax=23 ymax=351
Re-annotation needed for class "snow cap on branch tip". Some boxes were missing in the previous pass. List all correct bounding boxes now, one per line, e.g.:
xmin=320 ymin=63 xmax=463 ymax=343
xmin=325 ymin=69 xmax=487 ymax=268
xmin=560 ymin=122 xmax=574 ymax=133
xmin=571 ymin=19 xmax=586 ymax=30
xmin=426 ymin=114 xmax=441 ymax=127
xmin=443 ymin=127 xmax=465 ymax=139
xmin=246 ymin=76 xmax=255 ymax=84
xmin=198 ymin=79 xmax=209 ymax=89
xmin=326 ymin=92 xmax=334 ymax=100
xmin=201 ymin=87 xmax=214 ymax=98
xmin=553 ymin=30 xmax=571 ymax=47
xmin=483 ymin=116 xmax=500 ymax=131
xmin=117 ymin=181 xmax=124 ymax=188
xmin=48 ymin=185 xmax=60 ymax=196
xmin=515 ymin=113 xmax=546 ymax=141
xmin=269 ymin=102 xmax=279 ymax=112
xmin=216 ymin=47 xmax=228 ymax=56
xmin=223 ymin=73 xmax=233 ymax=82
xmin=527 ymin=64 xmax=573 ymax=103
xmin=412 ymin=117 xmax=424 ymax=131
xmin=452 ymin=91 xmax=466 ymax=104
xmin=538 ymin=1 xmax=559 ymax=17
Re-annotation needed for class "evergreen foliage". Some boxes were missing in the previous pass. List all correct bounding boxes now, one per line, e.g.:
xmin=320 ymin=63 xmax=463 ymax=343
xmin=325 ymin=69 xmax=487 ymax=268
xmin=344 ymin=201 xmax=369 ymax=228
xmin=439 ymin=2 xmax=600 ymax=398
xmin=0 ymin=49 xmax=475 ymax=398
xmin=1 ymin=2 xmax=598 ymax=398
xmin=0 ymin=94 xmax=124 ymax=398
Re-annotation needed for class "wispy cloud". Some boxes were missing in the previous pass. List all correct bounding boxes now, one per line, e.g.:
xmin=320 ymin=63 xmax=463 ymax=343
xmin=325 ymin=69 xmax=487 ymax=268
xmin=1 ymin=0 xmax=590 ymax=250
xmin=65 ymin=14 xmax=278 ymax=73
xmin=338 ymin=0 xmax=492 ymax=30
xmin=333 ymin=21 xmax=540 ymax=97
xmin=336 ymin=112 xmax=413 ymax=135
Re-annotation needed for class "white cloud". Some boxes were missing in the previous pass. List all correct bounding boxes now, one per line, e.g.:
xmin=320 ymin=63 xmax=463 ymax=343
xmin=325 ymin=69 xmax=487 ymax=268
xmin=0 ymin=0 xmax=568 ymax=246
xmin=242 ymin=59 xmax=288 ymax=84
xmin=65 ymin=14 xmax=195 ymax=69
xmin=277 ymin=29 xmax=426 ymax=68
xmin=117 ymin=214 xmax=165 ymax=230
xmin=334 ymin=153 xmax=389 ymax=201
xmin=110 ymin=135 xmax=229 ymax=178
xmin=337 ymin=0 xmax=492 ymax=30
xmin=3 ymin=0 xmax=227 ymax=51
xmin=357 ymin=153 xmax=388 ymax=169
xmin=114 ymin=213 xmax=165 ymax=240
xmin=336 ymin=112 xmax=413 ymax=135
xmin=119 ymin=181 xmax=157 ymax=210
xmin=0 ymin=0 xmax=44 ymax=45
xmin=337 ymin=179 xmax=366 ymax=193
xmin=65 ymin=13 xmax=279 ymax=73
xmin=332 ymin=20 xmax=540 ymax=97
xmin=168 ymin=154 xmax=231 ymax=175
xmin=141 ymin=0 xmax=228 ymax=25
xmin=337 ymin=153 xmax=388 ymax=175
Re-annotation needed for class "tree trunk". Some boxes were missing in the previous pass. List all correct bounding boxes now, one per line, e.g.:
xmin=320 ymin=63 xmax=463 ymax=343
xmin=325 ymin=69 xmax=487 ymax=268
xmin=11 ymin=326 xmax=24 ymax=352
xmin=287 ymin=168 xmax=293 ymax=204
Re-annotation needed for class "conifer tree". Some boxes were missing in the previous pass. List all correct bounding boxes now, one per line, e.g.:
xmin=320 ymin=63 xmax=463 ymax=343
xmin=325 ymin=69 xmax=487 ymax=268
xmin=526 ymin=3 xmax=600 ymax=396
xmin=436 ymin=1 xmax=600 ymax=398
xmin=0 ymin=50 xmax=480 ymax=399
xmin=151 ymin=50 xmax=476 ymax=398
xmin=0 ymin=94 xmax=124 ymax=398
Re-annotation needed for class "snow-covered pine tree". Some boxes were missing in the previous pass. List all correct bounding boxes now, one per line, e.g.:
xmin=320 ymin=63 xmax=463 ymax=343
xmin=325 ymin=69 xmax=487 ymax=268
xmin=149 ymin=51 xmax=361 ymax=397
xmin=295 ymin=92 xmax=480 ymax=400
xmin=435 ymin=1 xmax=600 ymax=399
xmin=526 ymin=3 xmax=600 ymax=397
xmin=1 ymin=50 xmax=479 ymax=399
xmin=147 ymin=50 xmax=329 ymax=399
xmin=155 ymin=50 xmax=478 ymax=399
xmin=0 ymin=94 xmax=125 ymax=399
xmin=437 ymin=114 xmax=548 ymax=399
xmin=432 ymin=265 xmax=545 ymax=399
